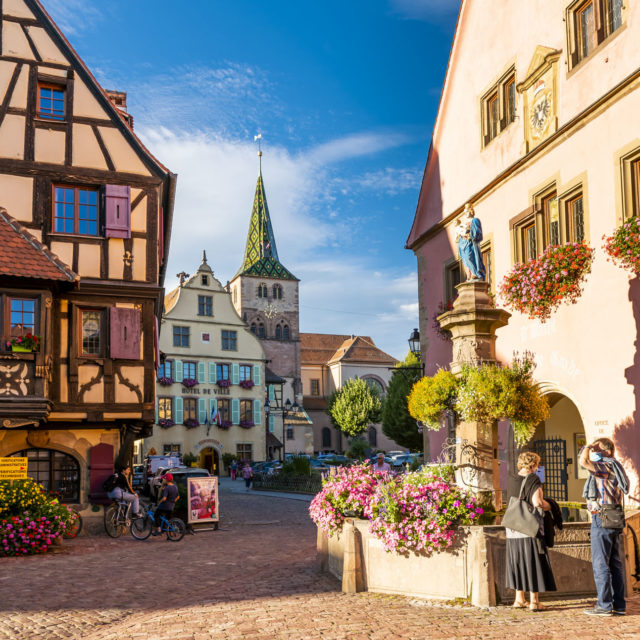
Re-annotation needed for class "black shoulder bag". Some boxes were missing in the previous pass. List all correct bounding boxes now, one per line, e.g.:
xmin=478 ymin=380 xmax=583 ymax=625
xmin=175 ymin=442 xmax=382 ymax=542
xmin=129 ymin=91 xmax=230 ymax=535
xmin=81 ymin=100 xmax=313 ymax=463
xmin=599 ymin=477 xmax=625 ymax=531
xmin=502 ymin=476 xmax=541 ymax=538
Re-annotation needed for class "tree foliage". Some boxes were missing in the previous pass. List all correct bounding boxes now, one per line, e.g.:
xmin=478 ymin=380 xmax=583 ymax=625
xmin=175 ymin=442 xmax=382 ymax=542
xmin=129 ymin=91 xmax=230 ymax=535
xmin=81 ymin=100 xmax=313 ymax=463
xmin=381 ymin=352 xmax=423 ymax=451
xmin=328 ymin=377 xmax=382 ymax=437
xmin=407 ymin=369 xmax=459 ymax=429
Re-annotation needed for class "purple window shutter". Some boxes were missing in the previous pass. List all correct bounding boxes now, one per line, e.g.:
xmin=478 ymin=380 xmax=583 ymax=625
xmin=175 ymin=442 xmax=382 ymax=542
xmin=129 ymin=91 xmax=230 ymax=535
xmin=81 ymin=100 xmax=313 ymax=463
xmin=109 ymin=307 xmax=141 ymax=360
xmin=88 ymin=443 xmax=114 ymax=504
xmin=104 ymin=184 xmax=131 ymax=238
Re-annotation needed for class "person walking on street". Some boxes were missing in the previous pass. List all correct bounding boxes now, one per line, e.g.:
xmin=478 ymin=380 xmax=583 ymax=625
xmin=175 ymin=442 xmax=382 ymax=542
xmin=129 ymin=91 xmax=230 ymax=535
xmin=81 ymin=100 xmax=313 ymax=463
xmin=580 ymin=437 xmax=629 ymax=617
xmin=242 ymin=463 xmax=253 ymax=491
xmin=505 ymin=451 xmax=556 ymax=611
xmin=107 ymin=464 xmax=143 ymax=517
xmin=231 ymin=459 xmax=238 ymax=481
xmin=373 ymin=452 xmax=391 ymax=475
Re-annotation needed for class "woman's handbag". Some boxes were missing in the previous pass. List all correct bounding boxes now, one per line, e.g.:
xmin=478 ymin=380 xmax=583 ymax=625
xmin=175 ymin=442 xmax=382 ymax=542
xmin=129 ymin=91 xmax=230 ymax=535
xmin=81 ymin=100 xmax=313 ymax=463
xmin=502 ymin=477 xmax=541 ymax=537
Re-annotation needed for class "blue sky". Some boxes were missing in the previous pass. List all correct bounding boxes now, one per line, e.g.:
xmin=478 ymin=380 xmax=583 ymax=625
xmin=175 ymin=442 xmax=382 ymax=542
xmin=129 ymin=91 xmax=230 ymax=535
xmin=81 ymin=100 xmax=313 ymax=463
xmin=44 ymin=0 xmax=458 ymax=359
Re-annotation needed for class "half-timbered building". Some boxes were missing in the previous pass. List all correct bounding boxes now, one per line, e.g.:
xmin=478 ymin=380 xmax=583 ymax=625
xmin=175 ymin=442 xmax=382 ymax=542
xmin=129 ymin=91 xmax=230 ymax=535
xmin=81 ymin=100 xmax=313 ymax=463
xmin=0 ymin=0 xmax=176 ymax=507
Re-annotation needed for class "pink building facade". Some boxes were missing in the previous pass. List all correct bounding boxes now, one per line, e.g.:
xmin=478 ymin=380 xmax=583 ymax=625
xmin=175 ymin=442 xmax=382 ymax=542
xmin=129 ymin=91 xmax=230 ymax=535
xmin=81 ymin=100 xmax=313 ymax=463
xmin=408 ymin=0 xmax=640 ymax=502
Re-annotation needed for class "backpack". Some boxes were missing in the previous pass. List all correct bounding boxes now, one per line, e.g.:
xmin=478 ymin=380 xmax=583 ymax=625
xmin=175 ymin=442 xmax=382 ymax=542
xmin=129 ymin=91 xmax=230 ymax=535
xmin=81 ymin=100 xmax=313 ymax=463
xmin=102 ymin=473 xmax=118 ymax=492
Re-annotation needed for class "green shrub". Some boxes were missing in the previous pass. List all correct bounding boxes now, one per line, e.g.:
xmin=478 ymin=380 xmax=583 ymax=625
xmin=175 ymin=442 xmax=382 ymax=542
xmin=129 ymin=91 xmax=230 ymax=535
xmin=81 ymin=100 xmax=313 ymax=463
xmin=408 ymin=369 xmax=458 ymax=429
xmin=282 ymin=456 xmax=311 ymax=475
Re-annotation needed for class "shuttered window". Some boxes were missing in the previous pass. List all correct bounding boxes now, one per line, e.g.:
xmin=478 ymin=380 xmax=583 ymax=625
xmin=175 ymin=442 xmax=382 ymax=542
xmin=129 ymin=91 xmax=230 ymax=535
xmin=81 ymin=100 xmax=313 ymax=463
xmin=104 ymin=185 xmax=131 ymax=239
xmin=109 ymin=307 xmax=141 ymax=360
xmin=53 ymin=186 xmax=99 ymax=236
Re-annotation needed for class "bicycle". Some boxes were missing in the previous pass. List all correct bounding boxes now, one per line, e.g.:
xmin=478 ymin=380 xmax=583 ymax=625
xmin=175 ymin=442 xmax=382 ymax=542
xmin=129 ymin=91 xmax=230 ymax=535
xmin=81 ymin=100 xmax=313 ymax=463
xmin=104 ymin=499 xmax=149 ymax=539
xmin=134 ymin=506 xmax=185 ymax=542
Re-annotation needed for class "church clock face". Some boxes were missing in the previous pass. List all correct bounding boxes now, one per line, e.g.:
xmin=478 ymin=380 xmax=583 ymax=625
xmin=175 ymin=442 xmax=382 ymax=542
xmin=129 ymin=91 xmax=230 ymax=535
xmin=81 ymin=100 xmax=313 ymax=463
xmin=529 ymin=92 xmax=552 ymax=139
xmin=264 ymin=303 xmax=279 ymax=319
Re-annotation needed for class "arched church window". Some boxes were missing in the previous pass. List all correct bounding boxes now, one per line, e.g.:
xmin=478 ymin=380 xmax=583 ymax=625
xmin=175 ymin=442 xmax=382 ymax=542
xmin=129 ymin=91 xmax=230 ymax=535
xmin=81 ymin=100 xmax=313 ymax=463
xmin=250 ymin=323 xmax=257 ymax=334
xmin=273 ymin=284 xmax=283 ymax=300
xmin=283 ymin=325 xmax=290 ymax=340
xmin=258 ymin=323 xmax=265 ymax=338
xmin=257 ymin=283 xmax=267 ymax=298
xmin=322 ymin=427 xmax=332 ymax=449
xmin=275 ymin=325 xmax=282 ymax=340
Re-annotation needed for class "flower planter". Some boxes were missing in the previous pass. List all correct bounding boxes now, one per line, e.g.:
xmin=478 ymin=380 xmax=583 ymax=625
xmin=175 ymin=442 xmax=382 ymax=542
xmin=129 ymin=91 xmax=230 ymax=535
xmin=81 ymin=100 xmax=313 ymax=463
xmin=10 ymin=345 xmax=33 ymax=353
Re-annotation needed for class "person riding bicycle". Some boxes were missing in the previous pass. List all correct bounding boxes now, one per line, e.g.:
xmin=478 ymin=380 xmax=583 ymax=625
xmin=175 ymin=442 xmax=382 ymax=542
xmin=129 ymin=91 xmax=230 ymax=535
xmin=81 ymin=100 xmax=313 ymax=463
xmin=107 ymin=464 xmax=143 ymax=517
xmin=152 ymin=473 xmax=179 ymax=536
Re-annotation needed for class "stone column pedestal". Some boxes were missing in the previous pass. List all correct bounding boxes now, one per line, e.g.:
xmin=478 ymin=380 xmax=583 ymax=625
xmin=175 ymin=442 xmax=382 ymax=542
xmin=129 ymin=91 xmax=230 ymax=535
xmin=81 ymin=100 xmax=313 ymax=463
xmin=438 ymin=281 xmax=510 ymax=506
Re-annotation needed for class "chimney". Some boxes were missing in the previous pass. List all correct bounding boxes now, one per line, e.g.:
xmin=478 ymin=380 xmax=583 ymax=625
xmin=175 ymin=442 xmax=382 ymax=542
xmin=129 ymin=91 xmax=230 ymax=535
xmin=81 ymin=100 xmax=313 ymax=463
xmin=105 ymin=90 xmax=134 ymax=129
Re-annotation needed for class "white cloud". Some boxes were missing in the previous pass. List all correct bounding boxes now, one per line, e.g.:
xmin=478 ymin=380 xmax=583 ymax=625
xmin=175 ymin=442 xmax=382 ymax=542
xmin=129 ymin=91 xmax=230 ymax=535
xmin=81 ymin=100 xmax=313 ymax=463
xmin=138 ymin=128 xmax=418 ymax=360
xmin=340 ymin=166 xmax=423 ymax=196
xmin=42 ymin=0 xmax=106 ymax=35
xmin=306 ymin=131 xmax=411 ymax=165
xmin=389 ymin=0 xmax=459 ymax=21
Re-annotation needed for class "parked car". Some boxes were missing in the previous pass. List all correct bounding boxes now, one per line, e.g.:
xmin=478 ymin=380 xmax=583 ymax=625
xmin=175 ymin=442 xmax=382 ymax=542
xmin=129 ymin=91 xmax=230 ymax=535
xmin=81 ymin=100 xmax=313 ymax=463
xmin=368 ymin=455 xmax=393 ymax=466
xmin=143 ymin=455 xmax=182 ymax=493
xmin=390 ymin=453 xmax=422 ymax=468
xmin=322 ymin=455 xmax=350 ymax=466
xmin=132 ymin=464 xmax=145 ymax=488
xmin=150 ymin=466 xmax=210 ymax=501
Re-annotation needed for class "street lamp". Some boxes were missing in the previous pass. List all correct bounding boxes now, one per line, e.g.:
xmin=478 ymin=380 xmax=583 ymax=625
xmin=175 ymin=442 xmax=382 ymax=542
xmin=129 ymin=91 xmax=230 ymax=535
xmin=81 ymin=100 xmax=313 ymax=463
xmin=408 ymin=328 xmax=421 ymax=357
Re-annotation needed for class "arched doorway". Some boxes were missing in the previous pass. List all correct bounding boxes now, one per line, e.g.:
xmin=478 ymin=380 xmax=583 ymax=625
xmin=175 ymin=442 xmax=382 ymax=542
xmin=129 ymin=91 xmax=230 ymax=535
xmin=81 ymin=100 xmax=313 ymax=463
xmin=527 ymin=392 xmax=586 ymax=502
xmin=198 ymin=447 xmax=220 ymax=477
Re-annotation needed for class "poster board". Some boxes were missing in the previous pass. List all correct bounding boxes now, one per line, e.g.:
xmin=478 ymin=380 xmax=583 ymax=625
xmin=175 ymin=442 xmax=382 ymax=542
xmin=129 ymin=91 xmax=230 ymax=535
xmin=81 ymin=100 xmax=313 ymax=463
xmin=187 ymin=476 xmax=219 ymax=524
xmin=0 ymin=457 xmax=28 ymax=480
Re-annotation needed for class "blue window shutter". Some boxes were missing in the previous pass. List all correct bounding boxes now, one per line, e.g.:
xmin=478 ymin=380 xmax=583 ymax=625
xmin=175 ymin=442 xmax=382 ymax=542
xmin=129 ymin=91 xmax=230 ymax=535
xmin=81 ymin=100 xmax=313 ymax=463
xmin=268 ymin=384 xmax=275 ymax=401
xmin=209 ymin=398 xmax=217 ymax=423
xmin=198 ymin=398 xmax=207 ymax=424
xmin=253 ymin=399 xmax=261 ymax=426
xmin=166 ymin=361 xmax=172 ymax=379
xmin=231 ymin=398 xmax=240 ymax=424
xmin=209 ymin=362 xmax=216 ymax=384
xmin=197 ymin=361 xmax=206 ymax=383
xmin=175 ymin=397 xmax=183 ymax=424
xmin=269 ymin=414 xmax=275 ymax=433
xmin=231 ymin=363 xmax=240 ymax=385
xmin=155 ymin=398 xmax=159 ymax=423
xmin=175 ymin=360 xmax=183 ymax=383
xmin=253 ymin=365 xmax=261 ymax=386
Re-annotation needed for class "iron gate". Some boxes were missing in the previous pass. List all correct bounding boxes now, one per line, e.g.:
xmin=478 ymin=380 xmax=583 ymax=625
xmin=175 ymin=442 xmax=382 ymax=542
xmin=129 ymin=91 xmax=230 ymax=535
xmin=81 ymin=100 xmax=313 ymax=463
xmin=532 ymin=437 xmax=567 ymax=501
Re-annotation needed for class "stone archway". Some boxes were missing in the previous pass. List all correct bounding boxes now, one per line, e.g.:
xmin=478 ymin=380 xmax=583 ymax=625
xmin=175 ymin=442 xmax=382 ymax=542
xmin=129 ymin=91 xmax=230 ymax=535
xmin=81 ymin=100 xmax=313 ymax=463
xmin=527 ymin=389 xmax=586 ymax=502
xmin=198 ymin=447 xmax=220 ymax=476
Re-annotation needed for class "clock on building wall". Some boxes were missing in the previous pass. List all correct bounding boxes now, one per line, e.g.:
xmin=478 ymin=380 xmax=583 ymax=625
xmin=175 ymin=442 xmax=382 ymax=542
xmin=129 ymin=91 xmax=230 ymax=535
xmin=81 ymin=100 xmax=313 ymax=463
xmin=264 ymin=303 xmax=280 ymax=319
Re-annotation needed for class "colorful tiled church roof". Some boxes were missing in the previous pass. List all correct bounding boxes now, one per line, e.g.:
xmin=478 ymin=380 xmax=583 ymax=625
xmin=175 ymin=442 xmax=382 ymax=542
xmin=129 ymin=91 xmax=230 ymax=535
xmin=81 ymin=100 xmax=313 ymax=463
xmin=235 ymin=165 xmax=298 ymax=281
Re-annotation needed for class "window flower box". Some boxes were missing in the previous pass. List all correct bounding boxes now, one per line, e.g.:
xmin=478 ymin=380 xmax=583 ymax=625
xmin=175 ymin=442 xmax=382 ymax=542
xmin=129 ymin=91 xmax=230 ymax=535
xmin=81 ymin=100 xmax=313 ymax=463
xmin=499 ymin=242 xmax=594 ymax=321
xmin=603 ymin=217 xmax=640 ymax=276
xmin=183 ymin=418 xmax=199 ymax=428
xmin=239 ymin=420 xmax=255 ymax=429
xmin=7 ymin=333 xmax=41 ymax=352
xmin=216 ymin=379 xmax=231 ymax=388
xmin=157 ymin=377 xmax=174 ymax=386
xmin=182 ymin=378 xmax=198 ymax=388
xmin=158 ymin=418 xmax=175 ymax=428
xmin=239 ymin=379 xmax=255 ymax=389
xmin=218 ymin=420 xmax=232 ymax=430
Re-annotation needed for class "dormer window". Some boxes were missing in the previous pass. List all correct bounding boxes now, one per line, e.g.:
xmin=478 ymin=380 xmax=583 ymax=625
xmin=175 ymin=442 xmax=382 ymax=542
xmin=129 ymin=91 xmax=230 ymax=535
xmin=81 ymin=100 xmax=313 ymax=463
xmin=201 ymin=275 xmax=209 ymax=286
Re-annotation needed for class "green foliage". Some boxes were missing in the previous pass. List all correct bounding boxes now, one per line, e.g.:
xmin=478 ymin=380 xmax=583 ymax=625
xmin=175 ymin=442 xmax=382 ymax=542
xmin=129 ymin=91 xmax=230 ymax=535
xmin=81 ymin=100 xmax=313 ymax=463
xmin=329 ymin=378 xmax=382 ymax=437
xmin=407 ymin=369 xmax=458 ymax=429
xmin=347 ymin=437 xmax=369 ymax=460
xmin=221 ymin=453 xmax=237 ymax=470
xmin=381 ymin=352 xmax=423 ymax=451
xmin=455 ymin=353 xmax=549 ymax=445
xmin=282 ymin=455 xmax=311 ymax=475
xmin=182 ymin=452 xmax=198 ymax=468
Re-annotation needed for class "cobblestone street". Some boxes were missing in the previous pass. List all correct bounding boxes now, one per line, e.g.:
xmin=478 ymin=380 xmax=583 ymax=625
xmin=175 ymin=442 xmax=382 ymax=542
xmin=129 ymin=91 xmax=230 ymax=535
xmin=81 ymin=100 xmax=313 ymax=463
xmin=1 ymin=483 xmax=639 ymax=640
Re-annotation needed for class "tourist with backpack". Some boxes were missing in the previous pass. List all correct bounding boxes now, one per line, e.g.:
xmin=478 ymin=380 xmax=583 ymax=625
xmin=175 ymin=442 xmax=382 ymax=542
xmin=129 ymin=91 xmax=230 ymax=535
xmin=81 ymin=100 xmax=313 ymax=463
xmin=104 ymin=464 xmax=143 ymax=517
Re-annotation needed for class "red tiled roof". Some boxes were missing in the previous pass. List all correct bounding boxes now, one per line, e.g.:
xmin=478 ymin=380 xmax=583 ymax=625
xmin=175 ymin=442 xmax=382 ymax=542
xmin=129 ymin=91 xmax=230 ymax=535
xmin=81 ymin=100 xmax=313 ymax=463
xmin=300 ymin=333 xmax=366 ymax=364
xmin=328 ymin=336 xmax=396 ymax=366
xmin=300 ymin=333 xmax=395 ymax=366
xmin=0 ymin=209 xmax=77 ymax=282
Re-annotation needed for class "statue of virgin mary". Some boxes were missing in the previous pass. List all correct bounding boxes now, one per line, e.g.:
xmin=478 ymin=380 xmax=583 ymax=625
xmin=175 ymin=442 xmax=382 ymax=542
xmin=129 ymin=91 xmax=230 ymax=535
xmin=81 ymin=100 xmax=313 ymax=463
xmin=455 ymin=203 xmax=486 ymax=281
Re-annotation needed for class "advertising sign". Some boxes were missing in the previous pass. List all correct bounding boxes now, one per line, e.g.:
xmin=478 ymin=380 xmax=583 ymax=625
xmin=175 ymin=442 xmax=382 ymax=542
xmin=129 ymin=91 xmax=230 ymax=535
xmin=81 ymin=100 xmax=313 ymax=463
xmin=187 ymin=476 xmax=219 ymax=524
xmin=0 ymin=457 xmax=28 ymax=480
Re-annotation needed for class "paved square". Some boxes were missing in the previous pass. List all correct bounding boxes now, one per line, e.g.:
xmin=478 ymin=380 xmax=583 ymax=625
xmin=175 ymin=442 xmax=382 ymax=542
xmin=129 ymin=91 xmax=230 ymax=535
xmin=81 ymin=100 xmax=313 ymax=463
xmin=1 ymin=484 xmax=639 ymax=639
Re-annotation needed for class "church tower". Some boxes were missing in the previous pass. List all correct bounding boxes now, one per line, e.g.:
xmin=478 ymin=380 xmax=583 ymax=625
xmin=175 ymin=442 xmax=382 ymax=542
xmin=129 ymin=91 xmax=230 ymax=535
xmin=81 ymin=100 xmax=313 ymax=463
xmin=229 ymin=153 xmax=302 ymax=407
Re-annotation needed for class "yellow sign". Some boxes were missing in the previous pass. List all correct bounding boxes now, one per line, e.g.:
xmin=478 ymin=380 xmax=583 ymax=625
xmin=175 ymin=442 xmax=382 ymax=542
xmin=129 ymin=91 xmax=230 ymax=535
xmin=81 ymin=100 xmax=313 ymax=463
xmin=0 ymin=457 xmax=28 ymax=480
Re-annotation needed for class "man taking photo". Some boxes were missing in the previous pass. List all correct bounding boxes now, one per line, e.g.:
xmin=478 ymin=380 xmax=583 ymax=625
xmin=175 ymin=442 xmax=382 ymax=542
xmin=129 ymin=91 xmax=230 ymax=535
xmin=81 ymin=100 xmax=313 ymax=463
xmin=579 ymin=437 xmax=629 ymax=617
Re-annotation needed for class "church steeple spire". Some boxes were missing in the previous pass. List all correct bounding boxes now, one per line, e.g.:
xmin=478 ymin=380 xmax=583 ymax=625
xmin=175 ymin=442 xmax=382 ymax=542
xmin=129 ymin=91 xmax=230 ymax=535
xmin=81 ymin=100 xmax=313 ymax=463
xmin=235 ymin=152 xmax=298 ymax=281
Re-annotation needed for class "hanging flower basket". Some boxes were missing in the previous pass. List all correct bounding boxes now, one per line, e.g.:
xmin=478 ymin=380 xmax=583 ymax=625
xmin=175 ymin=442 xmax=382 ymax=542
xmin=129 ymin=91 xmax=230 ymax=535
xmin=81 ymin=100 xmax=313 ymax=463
xmin=217 ymin=420 xmax=232 ymax=430
xmin=603 ymin=217 xmax=640 ymax=276
xmin=182 ymin=378 xmax=198 ymax=388
xmin=157 ymin=377 xmax=174 ymax=386
xmin=432 ymin=299 xmax=455 ymax=341
xmin=183 ymin=418 xmax=199 ymax=428
xmin=158 ymin=418 xmax=175 ymax=428
xmin=7 ymin=333 xmax=40 ymax=352
xmin=239 ymin=379 xmax=255 ymax=389
xmin=239 ymin=420 xmax=255 ymax=429
xmin=216 ymin=379 xmax=231 ymax=388
xmin=499 ymin=243 xmax=594 ymax=322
